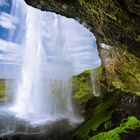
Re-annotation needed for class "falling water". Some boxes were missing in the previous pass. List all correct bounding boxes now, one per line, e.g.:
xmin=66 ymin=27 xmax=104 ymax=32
xmin=0 ymin=0 xmax=101 ymax=135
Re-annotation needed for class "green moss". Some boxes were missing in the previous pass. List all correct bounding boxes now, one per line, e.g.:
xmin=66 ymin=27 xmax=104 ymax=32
xmin=73 ymin=70 xmax=92 ymax=102
xmin=73 ymin=112 xmax=112 ymax=140
xmin=119 ymin=88 xmax=140 ymax=96
xmin=73 ymin=66 xmax=103 ymax=101
xmin=120 ymin=50 xmax=140 ymax=84
xmin=102 ymin=48 xmax=140 ymax=92
xmin=90 ymin=128 xmax=122 ymax=140
xmin=91 ymin=66 xmax=103 ymax=79
xmin=73 ymin=93 xmax=118 ymax=140
xmin=94 ymin=94 xmax=116 ymax=115
xmin=72 ymin=89 xmax=140 ymax=140
xmin=121 ymin=116 xmax=140 ymax=128
xmin=74 ymin=91 xmax=89 ymax=99
xmin=134 ymin=91 xmax=140 ymax=95
xmin=0 ymin=80 xmax=5 ymax=102
xmin=90 ymin=116 xmax=140 ymax=140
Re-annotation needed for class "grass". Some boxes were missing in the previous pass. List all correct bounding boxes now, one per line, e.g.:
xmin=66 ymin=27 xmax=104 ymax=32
xmin=0 ymin=80 xmax=5 ymax=102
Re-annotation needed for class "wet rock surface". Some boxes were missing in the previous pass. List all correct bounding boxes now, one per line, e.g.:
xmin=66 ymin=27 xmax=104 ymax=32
xmin=0 ymin=110 xmax=73 ymax=140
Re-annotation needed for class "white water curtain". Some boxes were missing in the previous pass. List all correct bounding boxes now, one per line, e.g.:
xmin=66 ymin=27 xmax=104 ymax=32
xmin=0 ymin=0 xmax=101 ymax=124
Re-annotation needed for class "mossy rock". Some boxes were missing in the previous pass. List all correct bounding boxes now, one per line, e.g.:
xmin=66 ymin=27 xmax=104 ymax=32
xmin=90 ymin=116 xmax=140 ymax=140
xmin=72 ymin=90 xmax=140 ymax=140
xmin=72 ymin=92 xmax=119 ymax=140
xmin=72 ymin=70 xmax=93 ymax=103
xmin=100 ymin=48 xmax=140 ymax=93
xmin=73 ymin=66 xmax=102 ymax=103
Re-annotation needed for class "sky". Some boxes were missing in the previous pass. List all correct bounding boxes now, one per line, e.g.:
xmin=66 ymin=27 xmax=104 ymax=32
xmin=0 ymin=0 xmax=22 ymax=79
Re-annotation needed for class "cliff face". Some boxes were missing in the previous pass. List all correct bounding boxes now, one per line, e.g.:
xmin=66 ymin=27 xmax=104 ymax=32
xmin=25 ymin=0 xmax=140 ymax=139
xmin=25 ymin=0 xmax=140 ymax=46
xmin=25 ymin=0 xmax=140 ymax=92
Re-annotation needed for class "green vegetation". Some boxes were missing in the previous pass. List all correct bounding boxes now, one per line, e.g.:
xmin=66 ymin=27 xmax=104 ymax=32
xmin=101 ymin=48 xmax=140 ymax=93
xmin=119 ymin=88 xmax=140 ymax=96
xmin=0 ymin=80 xmax=5 ymax=102
xmin=73 ymin=93 xmax=119 ymax=140
xmin=91 ymin=66 xmax=103 ymax=78
xmin=72 ymin=89 xmax=140 ymax=140
xmin=73 ymin=66 xmax=102 ymax=102
xmin=90 ymin=116 xmax=140 ymax=140
xmin=73 ymin=70 xmax=92 ymax=102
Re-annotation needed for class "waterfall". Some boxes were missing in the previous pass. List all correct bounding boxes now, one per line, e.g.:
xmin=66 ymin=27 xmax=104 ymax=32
xmin=0 ymin=0 xmax=101 ymax=127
